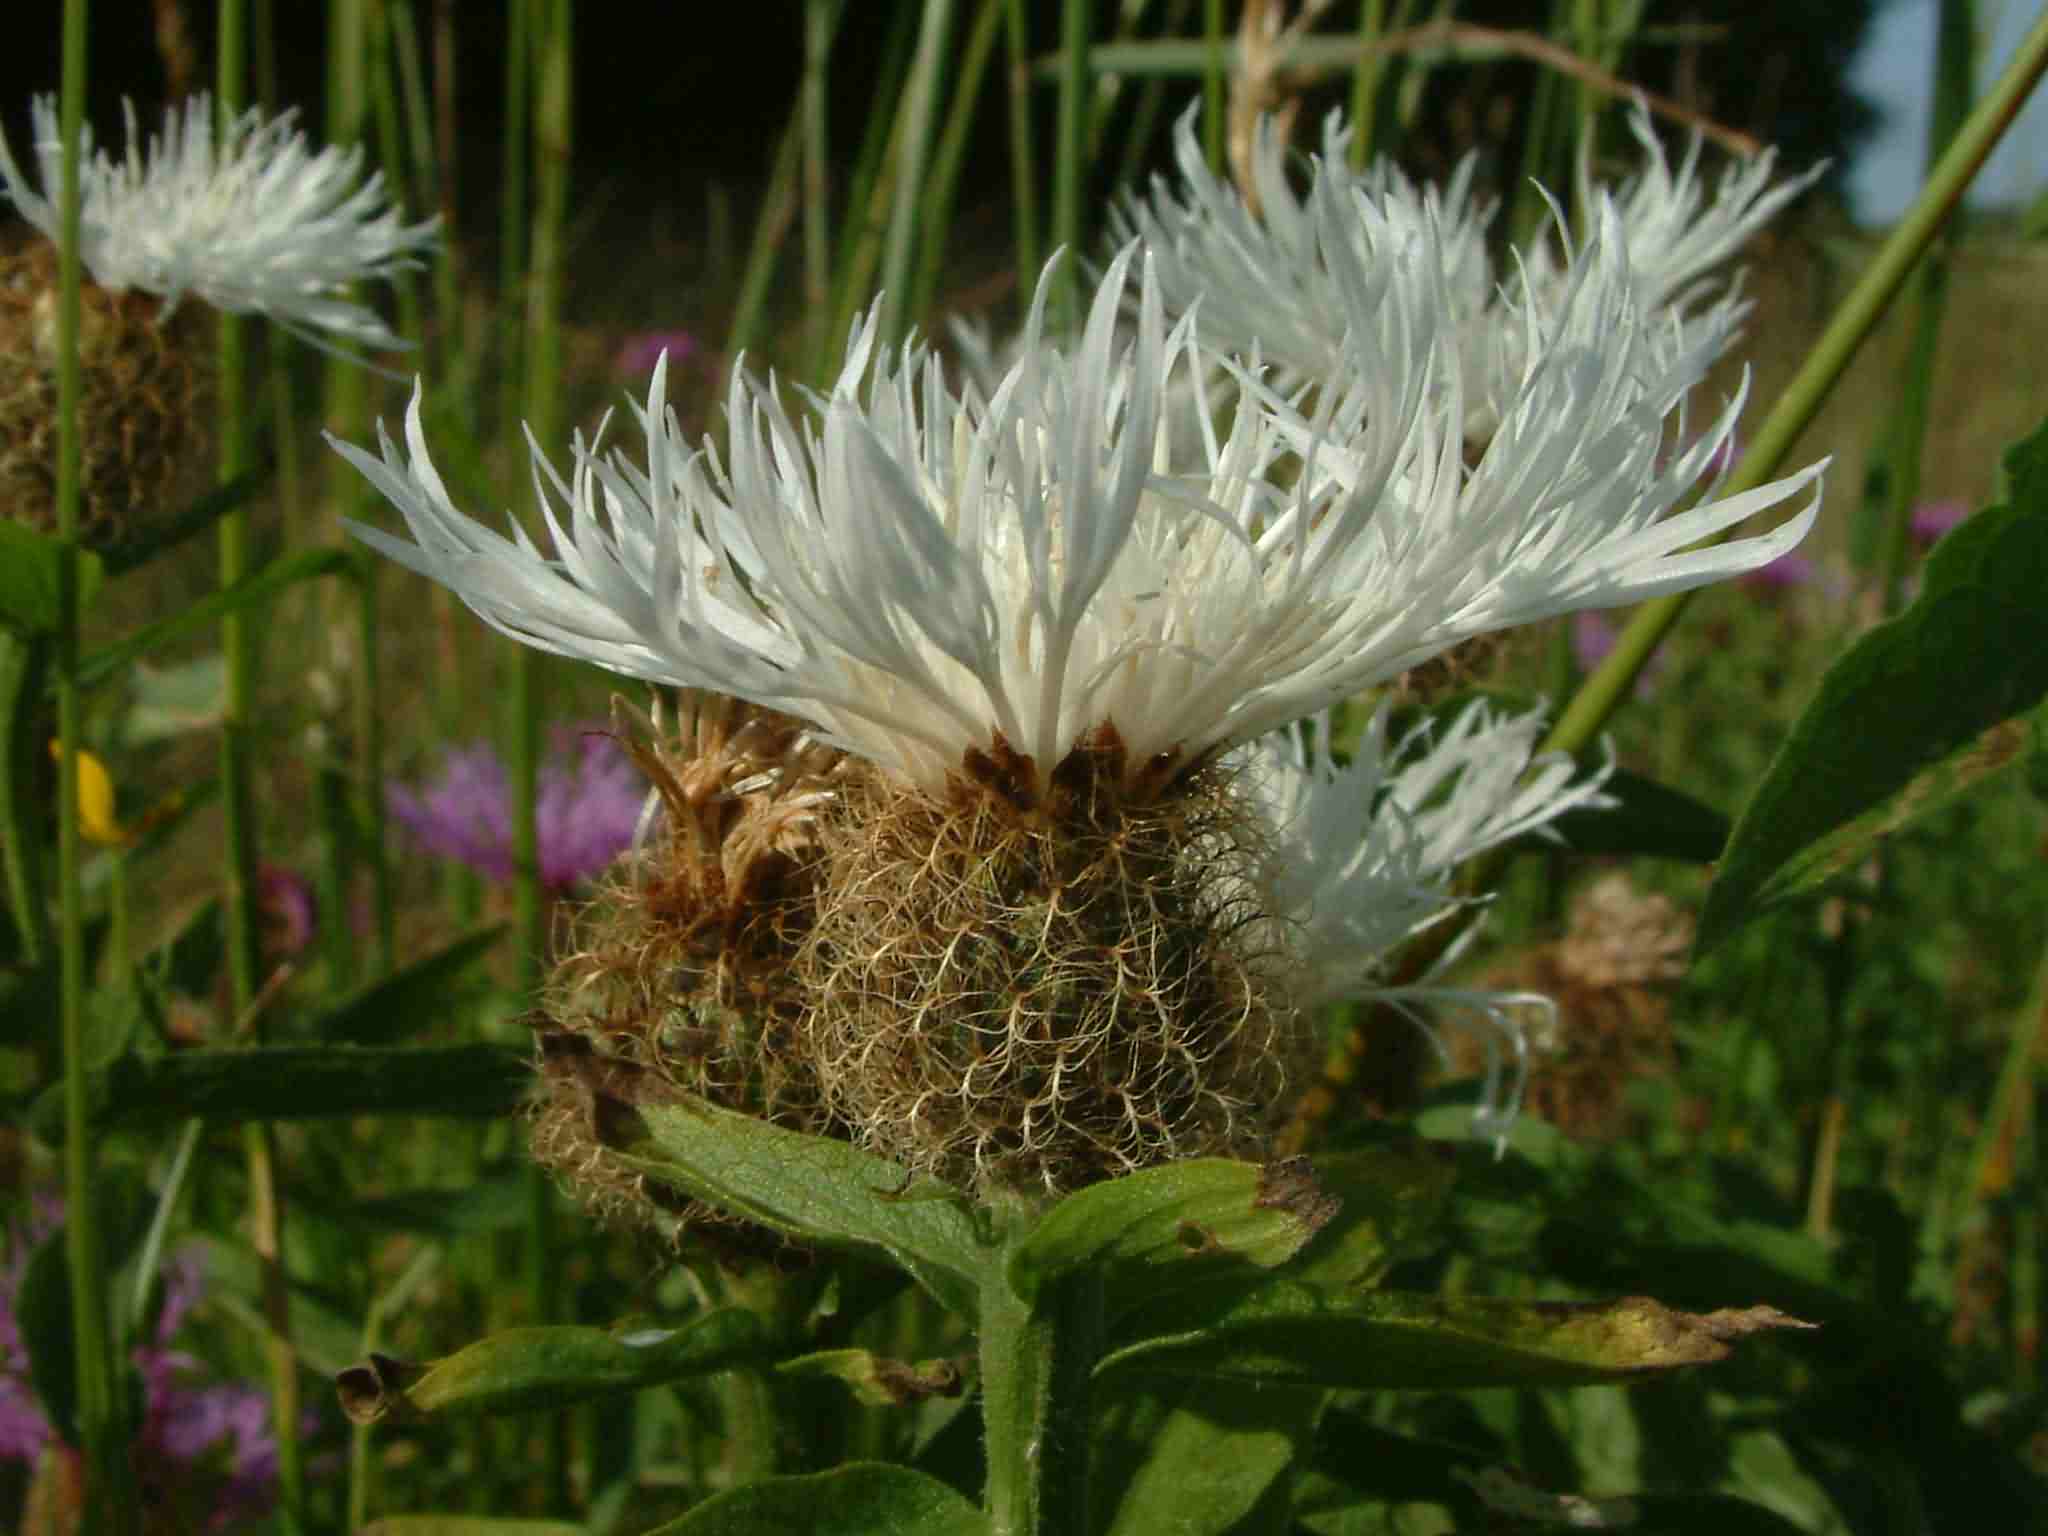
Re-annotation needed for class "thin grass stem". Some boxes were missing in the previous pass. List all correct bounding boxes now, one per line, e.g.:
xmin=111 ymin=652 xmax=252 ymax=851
xmin=1052 ymin=0 xmax=1090 ymax=333
xmin=1543 ymin=5 xmax=2048 ymax=759
xmin=879 ymin=0 xmax=956 ymax=344
xmin=52 ymin=5 xmax=137 ymax=1526
xmin=220 ymin=4 xmax=307 ymax=1524
xmin=1005 ymin=0 xmax=1042 ymax=298
xmin=913 ymin=0 xmax=1006 ymax=322
xmin=519 ymin=0 xmax=575 ymax=1510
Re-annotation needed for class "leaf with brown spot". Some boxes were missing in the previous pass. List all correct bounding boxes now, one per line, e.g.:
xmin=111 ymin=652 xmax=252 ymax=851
xmin=777 ymin=1348 xmax=969 ymax=1407
xmin=1097 ymin=1283 xmax=1814 ymax=1390
xmin=335 ymin=1311 xmax=769 ymax=1424
xmin=1007 ymin=1158 xmax=1336 ymax=1306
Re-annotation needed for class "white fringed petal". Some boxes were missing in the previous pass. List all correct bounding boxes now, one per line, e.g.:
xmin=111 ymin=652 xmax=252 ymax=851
xmin=0 ymin=94 xmax=437 ymax=348
xmin=1253 ymin=700 xmax=1612 ymax=1140
xmin=1118 ymin=101 xmax=1821 ymax=440
xmin=333 ymin=247 xmax=1471 ymax=794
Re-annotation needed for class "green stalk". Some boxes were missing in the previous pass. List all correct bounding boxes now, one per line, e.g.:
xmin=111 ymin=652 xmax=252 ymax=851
xmin=348 ymin=1244 xmax=443 ymax=1529
xmin=1005 ymin=0 xmax=1042 ymax=293
xmin=0 ymin=634 xmax=52 ymax=966
xmin=879 ymin=0 xmax=956 ymax=344
xmin=1202 ymin=0 xmax=1224 ymax=173
xmin=221 ymin=7 xmax=306 ymax=1526
xmin=251 ymin=0 xmax=307 ymax=566
xmin=820 ymin=1 xmax=920 ymax=359
xmin=1111 ymin=0 xmax=1196 ymax=195
xmin=498 ymin=0 xmax=531 ymax=453
xmin=913 ymin=0 xmax=1005 ymax=322
xmin=980 ymin=1211 xmax=1102 ymax=1536
xmin=1867 ymin=0 xmax=1975 ymax=610
xmin=53 ymin=8 xmax=136 ymax=1526
xmin=521 ymin=0 xmax=574 ymax=1510
xmin=728 ymin=108 xmax=806 ymax=364
xmin=1348 ymin=0 xmax=1388 ymax=168
xmin=1960 ymin=927 xmax=2048 ymax=1231
xmin=1543 ymin=6 xmax=2048 ymax=759
xmin=802 ymin=0 xmax=842 ymax=374
xmin=1051 ymin=0 xmax=1090 ymax=333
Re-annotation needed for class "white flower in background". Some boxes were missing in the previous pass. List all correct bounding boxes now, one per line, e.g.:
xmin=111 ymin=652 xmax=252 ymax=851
xmin=1118 ymin=101 xmax=1821 ymax=437
xmin=1261 ymin=190 xmax=1824 ymax=646
xmin=0 ymin=94 xmax=437 ymax=349
xmin=1254 ymin=701 xmax=1612 ymax=1138
xmin=334 ymin=228 xmax=1819 ymax=797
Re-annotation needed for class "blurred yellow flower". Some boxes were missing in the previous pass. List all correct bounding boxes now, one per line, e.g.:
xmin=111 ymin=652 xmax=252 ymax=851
xmin=49 ymin=739 xmax=132 ymax=847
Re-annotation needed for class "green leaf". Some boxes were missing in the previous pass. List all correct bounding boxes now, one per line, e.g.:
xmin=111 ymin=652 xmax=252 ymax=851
xmin=16 ymin=1229 xmax=79 ymax=1444
xmin=0 ymin=522 xmax=103 ymax=634
xmin=94 ymin=466 xmax=268 ymax=577
xmin=309 ymin=923 xmax=505 ymax=1044
xmin=1700 ymin=418 xmax=2048 ymax=949
xmin=1303 ymin=1408 xmax=1813 ymax=1534
xmin=1008 ymin=1157 xmax=1338 ymax=1305
xmin=75 ymin=546 xmax=350 ymax=690
xmin=29 ymin=1043 xmax=529 ymax=1141
xmin=337 ymin=1310 xmax=769 ymax=1424
xmin=1094 ymin=1378 xmax=1322 ymax=1536
xmin=350 ymin=1174 xmax=531 ymax=1237
xmin=1097 ymin=1283 xmax=1813 ymax=1390
xmin=0 ymin=631 xmax=51 ymax=963
xmin=643 ymin=1464 xmax=987 ymax=1535
xmin=360 ymin=1521 xmax=584 ymax=1536
xmin=548 ymin=1036 xmax=987 ymax=1320
xmin=1551 ymin=767 xmax=1729 ymax=862
xmin=1283 ymin=1140 xmax=1459 ymax=1292
xmin=775 ymin=1348 xmax=968 ymax=1408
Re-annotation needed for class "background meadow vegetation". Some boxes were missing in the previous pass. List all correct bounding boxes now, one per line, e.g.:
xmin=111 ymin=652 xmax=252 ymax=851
xmin=3 ymin=1 xmax=2047 ymax=1531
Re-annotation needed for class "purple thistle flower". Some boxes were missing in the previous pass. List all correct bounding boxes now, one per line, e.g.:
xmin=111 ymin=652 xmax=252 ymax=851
xmin=1910 ymin=498 xmax=1967 ymax=545
xmin=258 ymin=863 xmax=318 ymax=959
xmin=1571 ymin=610 xmax=1619 ymax=672
xmin=389 ymin=724 xmax=648 ymax=893
xmin=614 ymin=328 xmax=698 ymax=378
xmin=1741 ymin=550 xmax=1815 ymax=591
xmin=1570 ymin=611 xmax=1659 ymax=697
xmin=4 ymin=1213 xmax=285 ymax=1528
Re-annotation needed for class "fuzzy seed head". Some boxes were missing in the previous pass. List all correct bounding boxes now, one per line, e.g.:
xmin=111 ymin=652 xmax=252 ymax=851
xmin=798 ymin=728 xmax=1306 ymax=1194
xmin=0 ymin=239 xmax=214 ymax=550
xmin=528 ymin=693 xmax=846 ymax=1241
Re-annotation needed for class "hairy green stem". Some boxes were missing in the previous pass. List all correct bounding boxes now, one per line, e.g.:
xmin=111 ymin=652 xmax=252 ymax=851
xmin=1543 ymin=5 xmax=2048 ymax=759
xmin=981 ymin=1215 xmax=1102 ymax=1536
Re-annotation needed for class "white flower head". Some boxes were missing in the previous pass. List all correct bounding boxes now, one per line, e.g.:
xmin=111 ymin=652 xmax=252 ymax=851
xmin=0 ymin=94 xmax=438 ymax=349
xmin=1255 ymin=700 xmax=1612 ymax=1140
xmin=333 ymin=245 xmax=1467 ymax=796
xmin=1120 ymin=101 xmax=1821 ymax=439
xmin=1260 ymin=186 xmax=1827 ymax=649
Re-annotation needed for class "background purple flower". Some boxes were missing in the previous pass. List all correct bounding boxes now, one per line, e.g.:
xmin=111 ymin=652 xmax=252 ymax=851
xmin=1741 ymin=550 xmax=1816 ymax=591
xmin=614 ymin=327 xmax=698 ymax=377
xmin=389 ymin=724 xmax=648 ymax=892
xmin=1910 ymin=498 xmax=1967 ymax=545
xmin=3 ymin=1211 xmax=282 ymax=1529
xmin=258 ymin=863 xmax=318 ymax=959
